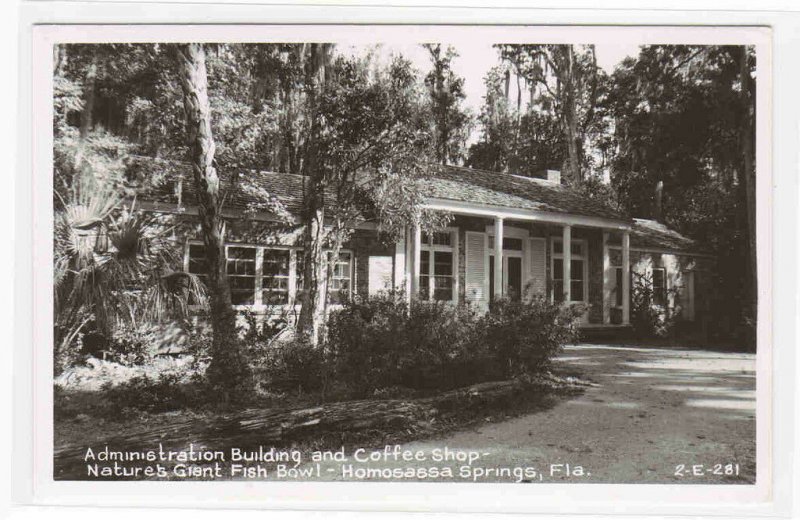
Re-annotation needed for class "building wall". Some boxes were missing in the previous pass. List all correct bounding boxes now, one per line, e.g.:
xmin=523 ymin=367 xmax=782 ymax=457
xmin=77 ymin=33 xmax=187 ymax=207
xmin=166 ymin=211 xmax=713 ymax=329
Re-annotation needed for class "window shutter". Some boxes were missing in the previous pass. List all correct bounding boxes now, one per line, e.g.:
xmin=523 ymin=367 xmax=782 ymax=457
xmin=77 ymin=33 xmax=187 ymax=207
xmin=529 ymin=238 xmax=546 ymax=297
xmin=465 ymin=231 xmax=486 ymax=304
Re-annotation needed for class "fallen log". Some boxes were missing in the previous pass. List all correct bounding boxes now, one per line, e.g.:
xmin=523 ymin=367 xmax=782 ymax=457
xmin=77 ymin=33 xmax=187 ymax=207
xmin=54 ymin=375 xmax=583 ymax=480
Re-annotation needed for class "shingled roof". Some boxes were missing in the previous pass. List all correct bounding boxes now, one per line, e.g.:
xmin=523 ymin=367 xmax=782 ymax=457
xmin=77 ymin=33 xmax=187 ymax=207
xmin=132 ymin=157 xmax=707 ymax=255
xmin=421 ymin=165 xmax=627 ymax=222
xmin=630 ymin=218 xmax=709 ymax=255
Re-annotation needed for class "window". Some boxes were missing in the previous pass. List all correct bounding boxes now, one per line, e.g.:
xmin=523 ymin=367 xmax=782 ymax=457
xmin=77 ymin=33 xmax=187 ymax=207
xmin=262 ymin=249 xmax=290 ymax=305
xmin=328 ymin=251 xmax=352 ymax=304
xmin=226 ymin=246 xmax=256 ymax=305
xmin=187 ymin=244 xmax=209 ymax=286
xmin=487 ymin=236 xmax=523 ymax=251
xmin=186 ymin=243 xmax=352 ymax=307
xmin=652 ymin=268 xmax=666 ymax=306
xmin=419 ymin=230 xmax=456 ymax=302
xmin=615 ymin=267 xmax=623 ymax=307
xmin=551 ymin=238 xmax=587 ymax=303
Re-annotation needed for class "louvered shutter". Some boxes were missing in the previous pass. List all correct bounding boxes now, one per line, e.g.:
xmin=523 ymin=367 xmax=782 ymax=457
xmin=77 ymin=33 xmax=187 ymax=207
xmin=528 ymin=237 xmax=546 ymax=297
xmin=465 ymin=231 xmax=486 ymax=304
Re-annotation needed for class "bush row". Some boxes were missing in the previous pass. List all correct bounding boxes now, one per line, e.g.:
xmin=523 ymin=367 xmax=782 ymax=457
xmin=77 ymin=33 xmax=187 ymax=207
xmin=257 ymin=293 xmax=583 ymax=398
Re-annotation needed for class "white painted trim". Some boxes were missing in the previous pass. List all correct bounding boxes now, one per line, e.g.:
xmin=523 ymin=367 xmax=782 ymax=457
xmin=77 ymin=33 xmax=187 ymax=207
xmin=622 ymin=232 xmax=631 ymax=326
xmin=609 ymin=245 xmax=716 ymax=260
xmin=550 ymin=236 xmax=589 ymax=305
xmin=183 ymin=240 xmax=354 ymax=311
xmin=602 ymin=231 xmax=610 ymax=324
xmin=485 ymin=224 xmax=530 ymax=239
xmin=423 ymin=198 xmax=632 ymax=230
xmin=417 ymin=226 xmax=459 ymax=304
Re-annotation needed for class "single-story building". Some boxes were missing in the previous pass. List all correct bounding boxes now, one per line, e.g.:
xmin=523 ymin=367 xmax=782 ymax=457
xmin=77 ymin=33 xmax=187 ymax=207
xmin=135 ymin=159 xmax=715 ymax=330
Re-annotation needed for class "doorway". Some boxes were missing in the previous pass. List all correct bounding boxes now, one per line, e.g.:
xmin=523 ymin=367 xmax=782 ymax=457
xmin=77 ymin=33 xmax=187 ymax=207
xmin=489 ymin=253 xmax=523 ymax=301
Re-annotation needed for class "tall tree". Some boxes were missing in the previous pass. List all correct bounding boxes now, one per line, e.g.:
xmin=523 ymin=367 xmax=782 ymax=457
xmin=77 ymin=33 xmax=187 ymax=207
xmin=296 ymin=43 xmax=335 ymax=345
xmin=422 ymin=44 xmax=472 ymax=165
xmin=467 ymin=65 xmax=566 ymax=176
xmin=607 ymin=45 xmax=757 ymax=335
xmin=296 ymin=49 xmax=441 ymax=344
xmin=497 ymin=44 xmax=601 ymax=184
xmin=174 ymin=43 xmax=251 ymax=395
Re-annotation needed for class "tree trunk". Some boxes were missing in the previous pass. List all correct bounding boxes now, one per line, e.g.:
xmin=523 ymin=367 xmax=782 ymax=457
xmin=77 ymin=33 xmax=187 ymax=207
xmin=174 ymin=43 xmax=251 ymax=396
xmin=739 ymin=47 xmax=757 ymax=327
xmin=560 ymin=46 xmax=582 ymax=185
xmin=79 ymin=54 xmax=97 ymax=139
xmin=296 ymin=44 xmax=331 ymax=346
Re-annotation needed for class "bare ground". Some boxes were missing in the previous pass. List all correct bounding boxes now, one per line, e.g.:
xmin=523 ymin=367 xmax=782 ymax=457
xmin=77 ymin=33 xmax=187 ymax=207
xmin=54 ymin=344 xmax=756 ymax=484
xmin=304 ymin=344 xmax=756 ymax=483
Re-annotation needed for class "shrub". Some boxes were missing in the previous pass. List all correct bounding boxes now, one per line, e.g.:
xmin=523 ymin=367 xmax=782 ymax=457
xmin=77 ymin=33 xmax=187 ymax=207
xmin=101 ymin=372 xmax=209 ymax=416
xmin=257 ymin=338 xmax=328 ymax=394
xmin=325 ymin=292 xmax=581 ymax=396
xmin=106 ymin=324 xmax=158 ymax=365
xmin=325 ymin=293 xmax=411 ymax=396
xmin=631 ymin=273 xmax=680 ymax=337
xmin=481 ymin=297 xmax=583 ymax=377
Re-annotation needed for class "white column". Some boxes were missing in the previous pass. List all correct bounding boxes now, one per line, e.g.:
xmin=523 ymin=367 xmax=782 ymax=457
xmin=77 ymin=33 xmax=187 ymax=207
xmin=622 ymin=231 xmax=631 ymax=325
xmin=493 ymin=217 xmax=504 ymax=300
xmin=412 ymin=224 xmax=422 ymax=299
xmin=394 ymin=232 xmax=406 ymax=292
xmin=403 ymin=226 xmax=413 ymax=301
xmin=562 ymin=225 xmax=572 ymax=303
xmin=602 ymin=231 xmax=610 ymax=324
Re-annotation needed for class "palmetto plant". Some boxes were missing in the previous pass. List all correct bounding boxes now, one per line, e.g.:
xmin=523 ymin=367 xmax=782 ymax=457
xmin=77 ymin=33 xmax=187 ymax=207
xmin=54 ymin=172 xmax=207 ymax=371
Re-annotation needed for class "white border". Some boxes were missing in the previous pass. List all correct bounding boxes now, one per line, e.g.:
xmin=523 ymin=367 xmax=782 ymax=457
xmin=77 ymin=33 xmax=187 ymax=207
xmin=14 ymin=7 xmax=794 ymax=516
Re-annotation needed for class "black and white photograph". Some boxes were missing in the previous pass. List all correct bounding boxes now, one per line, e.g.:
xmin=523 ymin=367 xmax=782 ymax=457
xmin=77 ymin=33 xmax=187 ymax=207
xmin=34 ymin=23 xmax=770 ymax=493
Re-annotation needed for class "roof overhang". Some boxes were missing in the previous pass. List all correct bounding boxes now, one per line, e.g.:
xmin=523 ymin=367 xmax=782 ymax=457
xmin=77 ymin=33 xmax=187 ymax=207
xmin=423 ymin=198 xmax=632 ymax=231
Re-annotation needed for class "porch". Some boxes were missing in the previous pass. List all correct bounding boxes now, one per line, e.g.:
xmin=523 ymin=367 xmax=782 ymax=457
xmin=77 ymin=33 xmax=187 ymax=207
xmin=395 ymin=202 xmax=633 ymax=327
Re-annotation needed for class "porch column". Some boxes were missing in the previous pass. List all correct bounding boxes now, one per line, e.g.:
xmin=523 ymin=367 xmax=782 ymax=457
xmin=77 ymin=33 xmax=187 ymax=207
xmin=403 ymin=226 xmax=413 ymax=302
xmin=411 ymin=223 xmax=422 ymax=299
xmin=493 ymin=217 xmax=504 ymax=300
xmin=602 ymin=231 xmax=610 ymax=324
xmin=562 ymin=224 xmax=572 ymax=303
xmin=622 ymin=230 xmax=631 ymax=325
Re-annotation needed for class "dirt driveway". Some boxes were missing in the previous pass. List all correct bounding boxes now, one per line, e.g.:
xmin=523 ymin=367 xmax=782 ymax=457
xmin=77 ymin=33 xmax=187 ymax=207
xmin=307 ymin=344 xmax=756 ymax=484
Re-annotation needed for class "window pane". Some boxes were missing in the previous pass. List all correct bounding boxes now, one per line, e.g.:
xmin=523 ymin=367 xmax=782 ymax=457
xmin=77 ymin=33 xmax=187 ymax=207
xmin=554 ymin=280 xmax=564 ymax=302
xmin=328 ymin=251 xmax=352 ymax=305
xmin=295 ymin=250 xmax=305 ymax=294
xmin=653 ymin=269 xmax=666 ymax=306
xmin=263 ymin=249 xmax=289 ymax=276
xmin=419 ymin=275 xmax=430 ymax=300
xmin=553 ymin=259 xmax=563 ymax=280
xmin=420 ymin=250 xmax=430 ymax=276
xmin=433 ymin=251 xmax=452 ymax=276
xmin=260 ymin=249 xmax=290 ymax=305
xmin=230 ymin=276 xmax=255 ymax=305
xmin=432 ymin=232 xmax=451 ymax=246
xmin=226 ymin=246 xmax=256 ymax=275
xmin=571 ymin=260 xmax=583 ymax=281
xmin=188 ymin=244 xmax=208 ymax=276
xmin=226 ymin=246 xmax=256 ymax=305
xmin=433 ymin=277 xmax=453 ymax=301
xmin=571 ymin=280 xmax=584 ymax=301
xmin=553 ymin=240 xmax=563 ymax=254
xmin=615 ymin=267 xmax=623 ymax=307
xmin=502 ymin=237 xmax=523 ymax=251
xmin=570 ymin=242 xmax=583 ymax=256
xmin=653 ymin=269 xmax=665 ymax=288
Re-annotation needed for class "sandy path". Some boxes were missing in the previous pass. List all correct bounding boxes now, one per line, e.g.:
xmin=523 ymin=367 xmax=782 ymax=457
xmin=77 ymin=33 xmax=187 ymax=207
xmin=302 ymin=344 xmax=756 ymax=484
